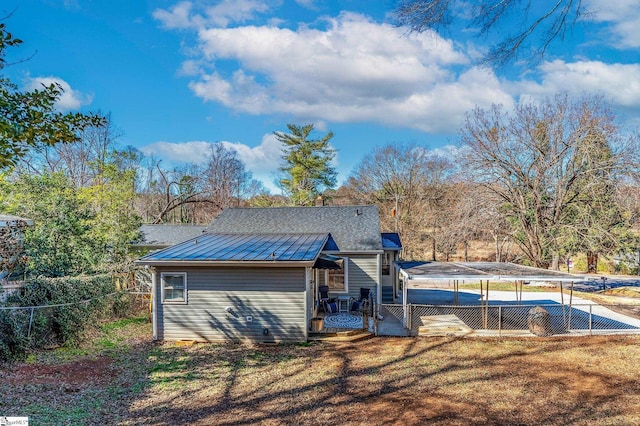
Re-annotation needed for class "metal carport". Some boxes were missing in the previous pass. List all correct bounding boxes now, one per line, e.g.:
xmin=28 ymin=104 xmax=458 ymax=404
xmin=395 ymin=261 xmax=586 ymax=328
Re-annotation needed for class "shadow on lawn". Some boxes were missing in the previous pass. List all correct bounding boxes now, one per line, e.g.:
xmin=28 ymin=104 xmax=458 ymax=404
xmin=123 ymin=336 xmax=640 ymax=425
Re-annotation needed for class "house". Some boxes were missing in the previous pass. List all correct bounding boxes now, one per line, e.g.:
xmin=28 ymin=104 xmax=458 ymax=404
xmin=135 ymin=205 xmax=402 ymax=343
xmin=131 ymin=224 xmax=208 ymax=253
xmin=0 ymin=214 xmax=33 ymax=281
xmin=131 ymin=224 xmax=208 ymax=292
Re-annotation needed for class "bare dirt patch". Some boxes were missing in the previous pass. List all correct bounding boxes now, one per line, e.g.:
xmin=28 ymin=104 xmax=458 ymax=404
xmin=3 ymin=356 xmax=114 ymax=386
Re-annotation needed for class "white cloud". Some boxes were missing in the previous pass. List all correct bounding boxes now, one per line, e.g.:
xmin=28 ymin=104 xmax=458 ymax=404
xmin=220 ymin=134 xmax=283 ymax=174
xmin=153 ymin=0 xmax=272 ymax=30
xmin=585 ymin=0 xmax=640 ymax=48
xmin=204 ymin=0 xmax=271 ymax=27
xmin=139 ymin=140 xmax=212 ymax=164
xmin=140 ymin=135 xmax=285 ymax=192
xmin=26 ymin=76 xmax=93 ymax=111
xmin=153 ymin=1 xmax=198 ymax=29
xmin=517 ymin=60 xmax=640 ymax=108
xmin=170 ymin=11 xmax=514 ymax=133
xmin=294 ymin=0 xmax=317 ymax=9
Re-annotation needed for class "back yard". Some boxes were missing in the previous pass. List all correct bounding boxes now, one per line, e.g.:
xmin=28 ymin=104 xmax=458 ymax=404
xmin=2 ymin=318 xmax=640 ymax=425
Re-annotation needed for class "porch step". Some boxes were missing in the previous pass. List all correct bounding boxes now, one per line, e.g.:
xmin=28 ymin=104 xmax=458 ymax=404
xmin=309 ymin=329 xmax=374 ymax=343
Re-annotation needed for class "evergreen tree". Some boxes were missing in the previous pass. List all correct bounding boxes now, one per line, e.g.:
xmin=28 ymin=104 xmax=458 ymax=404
xmin=276 ymin=124 xmax=337 ymax=206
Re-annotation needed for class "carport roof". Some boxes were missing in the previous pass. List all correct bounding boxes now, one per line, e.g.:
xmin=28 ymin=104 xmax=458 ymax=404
xmin=396 ymin=261 xmax=585 ymax=282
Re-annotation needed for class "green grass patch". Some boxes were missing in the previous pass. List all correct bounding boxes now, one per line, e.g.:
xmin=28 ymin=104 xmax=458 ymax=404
xmin=100 ymin=315 xmax=149 ymax=333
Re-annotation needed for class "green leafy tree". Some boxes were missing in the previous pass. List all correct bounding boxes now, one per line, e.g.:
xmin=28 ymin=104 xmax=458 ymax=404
xmin=0 ymin=23 xmax=103 ymax=170
xmin=276 ymin=124 xmax=337 ymax=206
xmin=1 ymin=165 xmax=141 ymax=277
xmin=78 ymin=160 xmax=141 ymax=267
xmin=3 ymin=172 xmax=100 ymax=276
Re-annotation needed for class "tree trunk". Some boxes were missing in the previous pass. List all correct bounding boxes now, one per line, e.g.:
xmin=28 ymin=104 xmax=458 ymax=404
xmin=587 ymin=252 xmax=598 ymax=273
xmin=431 ymin=238 xmax=437 ymax=261
xmin=551 ymin=254 xmax=560 ymax=271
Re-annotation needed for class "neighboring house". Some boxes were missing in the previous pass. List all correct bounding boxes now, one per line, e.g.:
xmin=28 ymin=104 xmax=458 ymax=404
xmin=132 ymin=224 xmax=208 ymax=292
xmin=135 ymin=205 xmax=402 ymax=343
xmin=131 ymin=224 xmax=208 ymax=253
xmin=0 ymin=214 xmax=33 ymax=281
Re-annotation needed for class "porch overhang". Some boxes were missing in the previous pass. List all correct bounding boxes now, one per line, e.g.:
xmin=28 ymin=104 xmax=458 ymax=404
xmin=313 ymin=254 xmax=344 ymax=270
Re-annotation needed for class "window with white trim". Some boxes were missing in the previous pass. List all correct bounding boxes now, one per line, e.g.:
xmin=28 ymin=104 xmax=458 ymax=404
xmin=161 ymin=272 xmax=187 ymax=303
xmin=326 ymin=258 xmax=348 ymax=293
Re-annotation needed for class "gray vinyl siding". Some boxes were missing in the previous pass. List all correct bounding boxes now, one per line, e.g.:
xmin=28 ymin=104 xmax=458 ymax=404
xmin=155 ymin=267 xmax=307 ymax=343
xmin=319 ymin=254 xmax=379 ymax=300
xmin=346 ymin=254 xmax=379 ymax=299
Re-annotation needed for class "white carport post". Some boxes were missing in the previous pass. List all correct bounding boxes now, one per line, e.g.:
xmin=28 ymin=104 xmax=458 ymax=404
xmin=568 ymin=280 xmax=574 ymax=330
xmin=400 ymin=269 xmax=410 ymax=328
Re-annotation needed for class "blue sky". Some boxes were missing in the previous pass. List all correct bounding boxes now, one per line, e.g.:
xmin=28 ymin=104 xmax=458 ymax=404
xmin=5 ymin=0 xmax=640 ymax=192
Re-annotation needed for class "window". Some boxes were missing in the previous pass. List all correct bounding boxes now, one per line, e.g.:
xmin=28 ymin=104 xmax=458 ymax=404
xmin=161 ymin=272 xmax=187 ymax=303
xmin=326 ymin=258 xmax=348 ymax=293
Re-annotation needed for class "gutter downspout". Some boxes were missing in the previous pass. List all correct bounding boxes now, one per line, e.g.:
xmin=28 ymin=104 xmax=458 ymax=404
xmin=376 ymin=253 xmax=382 ymax=305
xmin=150 ymin=267 xmax=157 ymax=341
xmin=304 ymin=267 xmax=311 ymax=342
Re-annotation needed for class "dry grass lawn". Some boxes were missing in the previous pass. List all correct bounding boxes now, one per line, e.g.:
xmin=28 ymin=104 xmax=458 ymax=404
xmin=2 ymin=318 xmax=640 ymax=425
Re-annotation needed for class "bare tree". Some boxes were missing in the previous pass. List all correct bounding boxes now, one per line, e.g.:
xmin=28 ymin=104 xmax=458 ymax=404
xmin=347 ymin=144 xmax=454 ymax=260
xmin=395 ymin=0 xmax=586 ymax=67
xmin=144 ymin=144 xmax=266 ymax=224
xmin=460 ymin=94 xmax=639 ymax=268
xmin=22 ymin=112 xmax=123 ymax=188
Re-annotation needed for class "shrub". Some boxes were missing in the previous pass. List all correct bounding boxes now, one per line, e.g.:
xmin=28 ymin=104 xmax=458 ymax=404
xmin=0 ymin=274 xmax=135 ymax=362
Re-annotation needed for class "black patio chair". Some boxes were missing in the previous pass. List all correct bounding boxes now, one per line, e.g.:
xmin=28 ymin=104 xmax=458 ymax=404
xmin=349 ymin=287 xmax=371 ymax=313
xmin=319 ymin=285 xmax=337 ymax=313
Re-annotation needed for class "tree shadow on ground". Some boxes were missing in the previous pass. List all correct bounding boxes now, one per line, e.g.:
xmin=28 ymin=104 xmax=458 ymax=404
xmin=123 ymin=335 xmax=640 ymax=425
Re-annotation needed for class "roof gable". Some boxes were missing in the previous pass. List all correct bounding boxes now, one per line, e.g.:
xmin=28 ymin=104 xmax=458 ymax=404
xmin=206 ymin=206 xmax=382 ymax=251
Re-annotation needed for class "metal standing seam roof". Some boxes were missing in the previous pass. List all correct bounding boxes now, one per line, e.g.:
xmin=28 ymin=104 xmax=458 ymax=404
xmin=205 ymin=206 xmax=383 ymax=251
xmin=137 ymin=233 xmax=330 ymax=263
xmin=396 ymin=261 xmax=586 ymax=282
xmin=381 ymin=232 xmax=402 ymax=250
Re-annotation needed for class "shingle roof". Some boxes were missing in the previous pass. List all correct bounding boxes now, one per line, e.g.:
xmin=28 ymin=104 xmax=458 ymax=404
xmin=137 ymin=233 xmax=329 ymax=263
xmin=0 ymin=214 xmax=34 ymax=226
xmin=134 ymin=224 xmax=207 ymax=247
xmin=381 ymin=232 xmax=402 ymax=250
xmin=206 ymin=206 xmax=383 ymax=251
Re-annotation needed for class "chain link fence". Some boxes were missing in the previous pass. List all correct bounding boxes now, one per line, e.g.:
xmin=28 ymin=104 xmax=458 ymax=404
xmin=0 ymin=289 xmax=151 ymax=361
xmin=377 ymin=303 xmax=640 ymax=337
